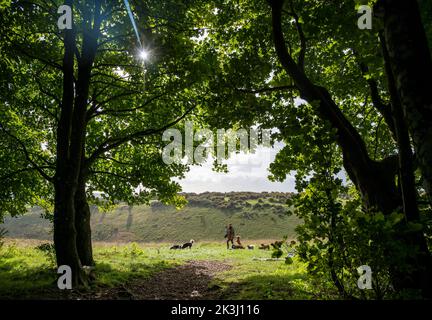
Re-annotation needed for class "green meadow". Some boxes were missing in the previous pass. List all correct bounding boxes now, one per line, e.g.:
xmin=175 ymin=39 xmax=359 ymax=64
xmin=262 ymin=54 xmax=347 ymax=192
xmin=0 ymin=240 xmax=336 ymax=300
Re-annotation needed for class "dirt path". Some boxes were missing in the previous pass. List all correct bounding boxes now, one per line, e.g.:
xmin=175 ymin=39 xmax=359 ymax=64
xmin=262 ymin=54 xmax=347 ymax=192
xmin=129 ymin=260 xmax=232 ymax=300
xmin=87 ymin=260 xmax=232 ymax=300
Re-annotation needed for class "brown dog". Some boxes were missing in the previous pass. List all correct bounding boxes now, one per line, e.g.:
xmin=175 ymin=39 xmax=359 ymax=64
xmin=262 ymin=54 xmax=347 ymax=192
xmin=271 ymin=241 xmax=284 ymax=249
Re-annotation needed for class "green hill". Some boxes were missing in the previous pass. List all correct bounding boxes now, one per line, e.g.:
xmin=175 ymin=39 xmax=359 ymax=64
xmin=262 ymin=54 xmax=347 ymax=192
xmin=2 ymin=192 xmax=301 ymax=242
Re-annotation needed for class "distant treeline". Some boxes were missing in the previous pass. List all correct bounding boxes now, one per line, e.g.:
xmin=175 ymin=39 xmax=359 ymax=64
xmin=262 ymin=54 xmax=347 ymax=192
xmin=150 ymin=192 xmax=294 ymax=214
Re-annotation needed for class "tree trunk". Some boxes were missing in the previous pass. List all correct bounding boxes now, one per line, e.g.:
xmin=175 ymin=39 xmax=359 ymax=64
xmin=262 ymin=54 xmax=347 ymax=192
xmin=53 ymin=0 xmax=87 ymax=287
xmin=379 ymin=25 xmax=432 ymax=298
xmin=75 ymin=178 xmax=94 ymax=266
xmin=378 ymin=0 xmax=432 ymax=205
xmin=53 ymin=177 xmax=87 ymax=287
xmin=52 ymin=0 xmax=101 ymax=286
xmin=62 ymin=2 xmax=101 ymax=271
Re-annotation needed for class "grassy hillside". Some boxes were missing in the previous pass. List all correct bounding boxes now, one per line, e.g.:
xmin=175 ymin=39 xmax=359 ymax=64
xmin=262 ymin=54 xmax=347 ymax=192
xmin=2 ymin=192 xmax=301 ymax=242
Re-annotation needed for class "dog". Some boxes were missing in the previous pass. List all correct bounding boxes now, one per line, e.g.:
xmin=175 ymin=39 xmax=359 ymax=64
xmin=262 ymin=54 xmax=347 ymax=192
xmin=182 ymin=239 xmax=195 ymax=249
xmin=232 ymin=244 xmax=245 ymax=249
xmin=170 ymin=244 xmax=182 ymax=250
xmin=259 ymin=243 xmax=270 ymax=250
xmin=247 ymin=245 xmax=255 ymax=250
xmin=271 ymin=241 xmax=284 ymax=249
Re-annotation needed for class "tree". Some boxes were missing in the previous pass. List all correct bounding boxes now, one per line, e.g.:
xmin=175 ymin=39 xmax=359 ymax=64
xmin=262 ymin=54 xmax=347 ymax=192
xmin=194 ymin=0 xmax=431 ymax=296
xmin=0 ymin=0 xmax=207 ymax=285
xmin=375 ymin=0 xmax=432 ymax=206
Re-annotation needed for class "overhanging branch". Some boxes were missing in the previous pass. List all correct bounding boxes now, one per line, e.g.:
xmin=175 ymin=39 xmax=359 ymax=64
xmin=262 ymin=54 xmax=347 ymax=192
xmin=0 ymin=166 xmax=54 ymax=182
xmin=0 ymin=125 xmax=54 ymax=182
xmin=85 ymin=104 xmax=197 ymax=167
xmin=288 ymin=0 xmax=306 ymax=71
xmin=235 ymin=85 xmax=297 ymax=94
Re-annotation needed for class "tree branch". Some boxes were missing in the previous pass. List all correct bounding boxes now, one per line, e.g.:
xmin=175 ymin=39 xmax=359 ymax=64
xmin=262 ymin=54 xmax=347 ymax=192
xmin=288 ymin=0 xmax=306 ymax=71
xmin=235 ymin=85 xmax=297 ymax=94
xmin=0 ymin=166 xmax=54 ymax=182
xmin=268 ymin=0 xmax=383 ymax=184
xmin=89 ymin=170 xmax=136 ymax=182
xmin=0 ymin=125 xmax=54 ymax=182
xmin=85 ymin=104 xmax=197 ymax=167
xmin=355 ymin=55 xmax=396 ymax=137
xmin=88 ymin=92 xmax=165 ymax=119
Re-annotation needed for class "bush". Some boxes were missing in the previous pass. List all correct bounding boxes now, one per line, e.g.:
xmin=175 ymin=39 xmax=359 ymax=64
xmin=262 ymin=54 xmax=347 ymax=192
xmin=35 ymin=243 xmax=56 ymax=265
xmin=273 ymin=206 xmax=286 ymax=216
xmin=93 ymin=224 xmax=118 ymax=241
xmin=291 ymin=174 xmax=418 ymax=299
xmin=188 ymin=198 xmax=213 ymax=208
xmin=150 ymin=201 xmax=166 ymax=210
xmin=252 ymin=203 xmax=262 ymax=210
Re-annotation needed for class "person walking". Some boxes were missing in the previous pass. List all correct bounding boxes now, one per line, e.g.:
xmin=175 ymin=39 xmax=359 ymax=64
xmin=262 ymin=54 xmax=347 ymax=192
xmin=225 ymin=223 xmax=235 ymax=249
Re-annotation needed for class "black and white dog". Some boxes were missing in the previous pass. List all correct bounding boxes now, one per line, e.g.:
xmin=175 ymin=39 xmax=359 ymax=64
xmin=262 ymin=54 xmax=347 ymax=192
xmin=170 ymin=244 xmax=182 ymax=250
xmin=181 ymin=239 xmax=195 ymax=249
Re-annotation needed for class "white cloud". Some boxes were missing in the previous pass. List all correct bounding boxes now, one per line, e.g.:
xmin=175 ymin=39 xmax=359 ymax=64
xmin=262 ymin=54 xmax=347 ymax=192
xmin=176 ymin=143 xmax=296 ymax=193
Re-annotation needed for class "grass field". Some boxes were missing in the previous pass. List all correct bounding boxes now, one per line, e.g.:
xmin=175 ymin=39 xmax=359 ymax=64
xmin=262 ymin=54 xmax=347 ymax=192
xmin=0 ymin=239 xmax=336 ymax=300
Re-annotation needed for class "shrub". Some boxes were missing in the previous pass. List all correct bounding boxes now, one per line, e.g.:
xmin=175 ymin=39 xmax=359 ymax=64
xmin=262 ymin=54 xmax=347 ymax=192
xmin=252 ymin=203 xmax=262 ymax=210
xmin=150 ymin=201 xmax=164 ymax=210
xmin=291 ymin=173 xmax=418 ymax=299
xmin=188 ymin=198 xmax=213 ymax=208
xmin=35 ymin=243 xmax=56 ymax=265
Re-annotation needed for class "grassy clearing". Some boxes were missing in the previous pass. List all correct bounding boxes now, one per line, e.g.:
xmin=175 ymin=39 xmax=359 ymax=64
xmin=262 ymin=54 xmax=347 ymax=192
xmin=0 ymin=239 xmax=335 ymax=299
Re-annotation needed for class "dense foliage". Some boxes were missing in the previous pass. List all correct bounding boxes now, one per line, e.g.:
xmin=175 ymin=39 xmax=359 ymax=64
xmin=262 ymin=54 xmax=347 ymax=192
xmin=0 ymin=0 xmax=431 ymax=298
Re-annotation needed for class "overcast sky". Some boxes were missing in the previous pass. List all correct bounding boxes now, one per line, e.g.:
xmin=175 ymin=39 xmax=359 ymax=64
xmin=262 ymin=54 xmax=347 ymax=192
xmin=176 ymin=143 xmax=296 ymax=193
xmin=176 ymin=99 xmax=310 ymax=194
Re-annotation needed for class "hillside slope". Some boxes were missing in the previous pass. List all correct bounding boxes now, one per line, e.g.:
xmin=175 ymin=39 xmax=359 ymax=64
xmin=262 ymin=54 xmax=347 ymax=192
xmin=2 ymin=192 xmax=301 ymax=242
